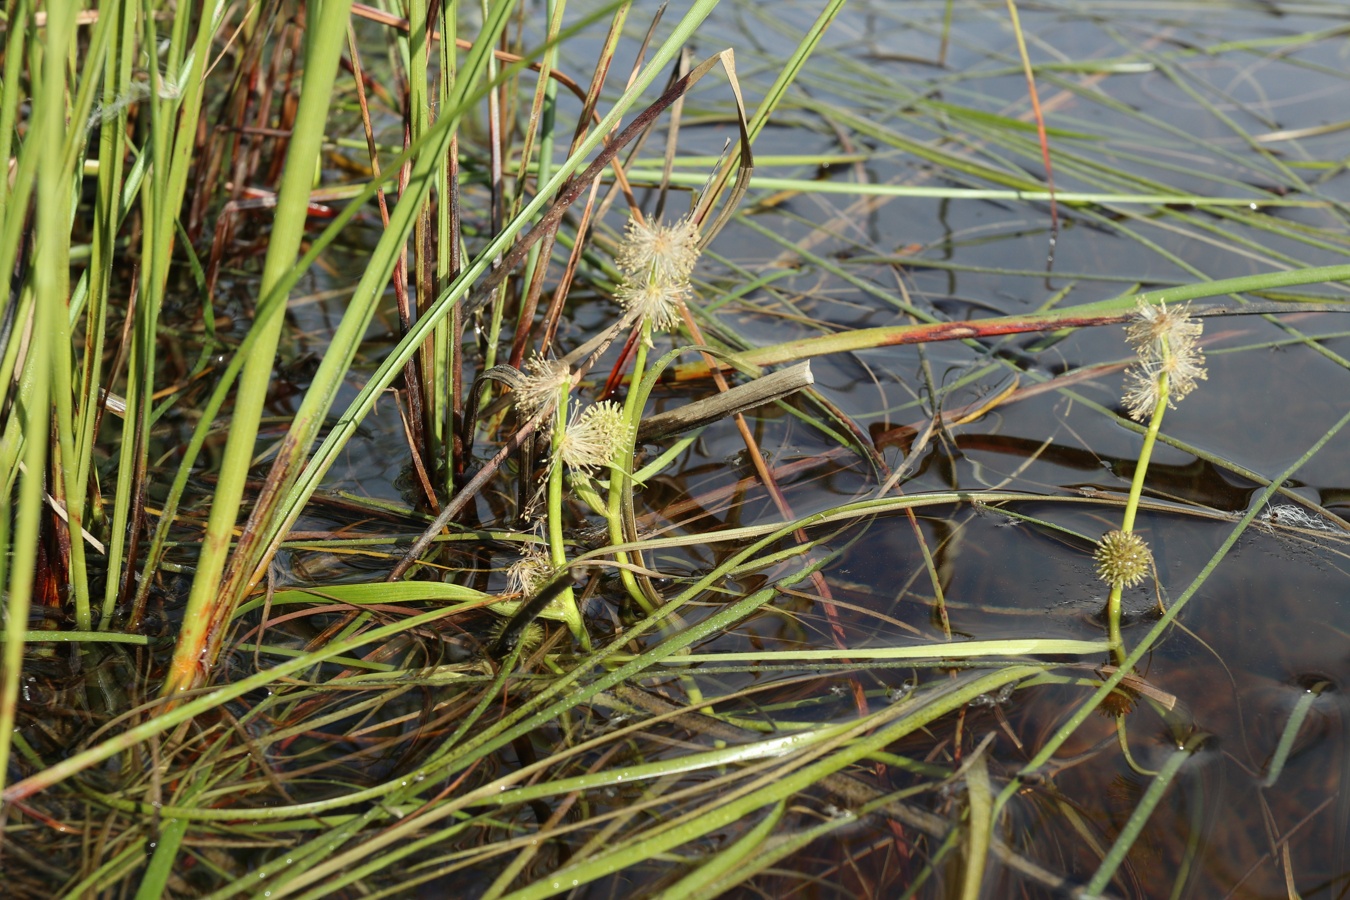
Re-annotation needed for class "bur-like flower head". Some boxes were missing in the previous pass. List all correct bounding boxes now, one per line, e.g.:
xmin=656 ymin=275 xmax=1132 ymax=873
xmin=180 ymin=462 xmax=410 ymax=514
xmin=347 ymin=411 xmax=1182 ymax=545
xmin=616 ymin=215 xmax=700 ymax=284
xmin=1121 ymin=300 xmax=1207 ymax=422
xmin=556 ymin=400 xmax=629 ymax=473
xmin=1093 ymin=529 xmax=1153 ymax=588
xmin=612 ymin=214 xmax=701 ymax=335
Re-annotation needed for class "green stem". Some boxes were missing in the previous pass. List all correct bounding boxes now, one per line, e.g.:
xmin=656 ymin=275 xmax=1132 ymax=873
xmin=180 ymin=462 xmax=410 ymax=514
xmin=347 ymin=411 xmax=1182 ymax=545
xmin=166 ymin=0 xmax=356 ymax=694
xmin=1108 ymin=368 xmax=1169 ymax=663
xmin=608 ymin=324 xmax=655 ymax=614
xmin=548 ymin=390 xmax=588 ymax=647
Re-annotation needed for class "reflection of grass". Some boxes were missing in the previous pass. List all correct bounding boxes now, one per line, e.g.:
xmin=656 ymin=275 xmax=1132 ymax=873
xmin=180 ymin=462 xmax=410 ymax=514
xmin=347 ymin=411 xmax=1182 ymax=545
xmin=4 ymin=1 xmax=1350 ymax=897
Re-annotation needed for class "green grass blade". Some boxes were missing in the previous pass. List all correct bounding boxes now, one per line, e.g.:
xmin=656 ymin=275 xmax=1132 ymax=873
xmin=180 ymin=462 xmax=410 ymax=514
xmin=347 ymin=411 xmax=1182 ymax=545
xmin=168 ymin=0 xmax=358 ymax=694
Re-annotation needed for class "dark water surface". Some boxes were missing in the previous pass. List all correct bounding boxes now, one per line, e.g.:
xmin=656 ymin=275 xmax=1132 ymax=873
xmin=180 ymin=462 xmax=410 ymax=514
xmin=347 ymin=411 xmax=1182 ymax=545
xmin=562 ymin=2 xmax=1349 ymax=896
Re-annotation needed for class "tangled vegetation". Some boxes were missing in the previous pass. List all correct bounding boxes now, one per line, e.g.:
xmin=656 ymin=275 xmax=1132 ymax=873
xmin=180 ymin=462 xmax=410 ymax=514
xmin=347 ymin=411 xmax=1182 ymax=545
xmin=2 ymin=0 xmax=1348 ymax=897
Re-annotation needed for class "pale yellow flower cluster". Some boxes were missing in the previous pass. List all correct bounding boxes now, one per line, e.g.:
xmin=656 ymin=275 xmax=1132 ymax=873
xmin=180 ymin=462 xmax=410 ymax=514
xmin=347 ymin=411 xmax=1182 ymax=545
xmin=514 ymin=353 xmax=572 ymax=415
xmin=557 ymin=400 xmax=629 ymax=473
xmin=1122 ymin=300 xmax=1207 ymax=421
xmin=613 ymin=215 xmax=700 ymax=334
xmin=508 ymin=544 xmax=555 ymax=597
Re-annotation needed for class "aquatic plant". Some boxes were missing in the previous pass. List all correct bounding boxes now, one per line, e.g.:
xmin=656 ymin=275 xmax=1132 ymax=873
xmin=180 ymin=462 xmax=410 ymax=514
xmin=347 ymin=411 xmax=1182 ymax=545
xmin=1096 ymin=299 xmax=1208 ymax=656
xmin=2 ymin=2 xmax=1348 ymax=898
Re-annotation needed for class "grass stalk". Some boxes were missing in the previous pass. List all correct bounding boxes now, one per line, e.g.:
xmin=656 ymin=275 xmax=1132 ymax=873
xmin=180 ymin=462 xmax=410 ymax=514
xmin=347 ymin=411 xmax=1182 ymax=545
xmin=607 ymin=322 xmax=654 ymax=614
xmin=0 ymin=0 xmax=73 ymax=795
xmin=165 ymin=0 xmax=359 ymax=694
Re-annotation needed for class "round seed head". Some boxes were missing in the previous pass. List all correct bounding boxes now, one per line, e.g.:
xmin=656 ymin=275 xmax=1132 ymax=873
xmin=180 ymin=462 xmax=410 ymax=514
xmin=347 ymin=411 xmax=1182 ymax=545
xmin=1093 ymin=529 xmax=1153 ymax=588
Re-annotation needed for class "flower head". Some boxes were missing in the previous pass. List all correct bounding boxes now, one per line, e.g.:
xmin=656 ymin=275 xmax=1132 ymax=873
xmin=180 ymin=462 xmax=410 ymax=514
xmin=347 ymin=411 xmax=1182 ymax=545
xmin=508 ymin=543 xmax=555 ymax=597
xmin=556 ymin=400 xmax=629 ymax=473
xmin=488 ymin=616 xmax=546 ymax=654
xmin=1121 ymin=300 xmax=1207 ymax=422
xmin=616 ymin=215 xmax=700 ymax=284
xmin=1125 ymin=301 xmax=1202 ymax=357
xmin=513 ymin=354 xmax=571 ymax=415
xmin=1093 ymin=529 xmax=1153 ymax=588
xmin=615 ymin=277 xmax=688 ymax=333
xmin=612 ymin=214 xmax=701 ymax=336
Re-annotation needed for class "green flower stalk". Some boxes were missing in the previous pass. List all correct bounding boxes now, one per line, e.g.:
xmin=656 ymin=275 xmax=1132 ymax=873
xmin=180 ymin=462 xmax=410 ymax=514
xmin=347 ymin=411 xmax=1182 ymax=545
xmin=540 ymin=397 xmax=629 ymax=646
xmin=606 ymin=214 xmax=703 ymax=613
xmin=1096 ymin=300 xmax=1206 ymax=661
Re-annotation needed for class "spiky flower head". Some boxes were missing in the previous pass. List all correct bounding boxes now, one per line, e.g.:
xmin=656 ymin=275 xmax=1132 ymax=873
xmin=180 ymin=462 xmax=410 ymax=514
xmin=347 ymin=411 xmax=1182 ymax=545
xmin=507 ymin=356 xmax=569 ymax=418
xmin=615 ymin=277 xmax=688 ymax=333
xmin=556 ymin=400 xmax=629 ymax=473
xmin=513 ymin=354 xmax=572 ymax=416
xmin=1093 ymin=529 xmax=1153 ymax=588
xmin=1123 ymin=351 xmax=1208 ymax=421
xmin=616 ymin=215 xmax=700 ymax=284
xmin=1121 ymin=300 xmax=1207 ymax=422
xmin=1125 ymin=301 xmax=1202 ymax=356
xmin=488 ymin=616 xmax=546 ymax=654
xmin=507 ymin=543 xmax=555 ymax=597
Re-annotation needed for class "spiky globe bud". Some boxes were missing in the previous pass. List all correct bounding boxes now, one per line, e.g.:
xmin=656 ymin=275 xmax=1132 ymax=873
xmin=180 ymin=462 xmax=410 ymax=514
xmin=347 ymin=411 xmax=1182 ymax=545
xmin=1093 ymin=530 xmax=1153 ymax=588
